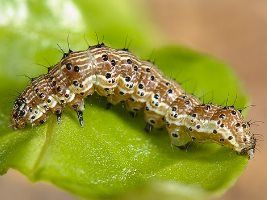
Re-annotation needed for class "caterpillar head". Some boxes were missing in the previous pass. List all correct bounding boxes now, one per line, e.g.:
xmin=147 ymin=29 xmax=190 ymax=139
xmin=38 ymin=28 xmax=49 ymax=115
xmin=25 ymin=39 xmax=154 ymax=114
xmin=11 ymin=97 xmax=28 ymax=129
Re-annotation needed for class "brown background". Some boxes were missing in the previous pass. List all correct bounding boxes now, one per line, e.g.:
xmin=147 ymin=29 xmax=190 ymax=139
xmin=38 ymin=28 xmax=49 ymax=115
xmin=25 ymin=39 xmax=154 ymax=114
xmin=0 ymin=0 xmax=266 ymax=199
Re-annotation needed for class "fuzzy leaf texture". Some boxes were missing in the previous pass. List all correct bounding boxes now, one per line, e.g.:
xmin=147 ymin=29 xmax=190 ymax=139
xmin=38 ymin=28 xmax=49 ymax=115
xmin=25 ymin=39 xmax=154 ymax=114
xmin=0 ymin=0 xmax=249 ymax=200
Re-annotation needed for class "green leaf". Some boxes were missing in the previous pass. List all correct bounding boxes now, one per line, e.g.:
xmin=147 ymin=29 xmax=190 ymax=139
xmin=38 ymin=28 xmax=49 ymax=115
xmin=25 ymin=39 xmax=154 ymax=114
xmin=0 ymin=1 xmax=249 ymax=200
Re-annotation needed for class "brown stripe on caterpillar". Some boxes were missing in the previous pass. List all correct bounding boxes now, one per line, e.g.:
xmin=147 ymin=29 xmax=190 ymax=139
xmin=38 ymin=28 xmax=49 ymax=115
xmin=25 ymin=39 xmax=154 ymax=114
xmin=10 ymin=43 xmax=256 ymax=159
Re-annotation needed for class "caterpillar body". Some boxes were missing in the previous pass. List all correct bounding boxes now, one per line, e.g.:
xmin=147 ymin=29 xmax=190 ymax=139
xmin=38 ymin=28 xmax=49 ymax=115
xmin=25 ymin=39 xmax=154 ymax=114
xmin=11 ymin=43 xmax=256 ymax=159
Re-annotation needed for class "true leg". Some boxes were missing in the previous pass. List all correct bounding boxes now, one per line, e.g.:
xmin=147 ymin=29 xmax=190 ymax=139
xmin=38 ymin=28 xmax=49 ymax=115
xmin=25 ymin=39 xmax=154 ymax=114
xmin=69 ymin=97 xmax=85 ymax=127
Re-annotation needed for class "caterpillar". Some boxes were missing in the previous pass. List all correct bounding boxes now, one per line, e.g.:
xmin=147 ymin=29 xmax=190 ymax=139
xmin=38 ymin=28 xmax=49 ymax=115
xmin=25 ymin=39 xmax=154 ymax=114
xmin=11 ymin=43 xmax=256 ymax=159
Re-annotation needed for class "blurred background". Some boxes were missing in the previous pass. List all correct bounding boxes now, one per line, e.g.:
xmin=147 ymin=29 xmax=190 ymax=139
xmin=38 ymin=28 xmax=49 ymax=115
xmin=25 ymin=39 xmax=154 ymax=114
xmin=0 ymin=0 xmax=266 ymax=199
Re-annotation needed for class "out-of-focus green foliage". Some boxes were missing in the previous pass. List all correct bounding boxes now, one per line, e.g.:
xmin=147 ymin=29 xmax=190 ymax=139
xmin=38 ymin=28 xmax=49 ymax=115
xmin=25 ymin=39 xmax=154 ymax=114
xmin=0 ymin=1 xmax=248 ymax=199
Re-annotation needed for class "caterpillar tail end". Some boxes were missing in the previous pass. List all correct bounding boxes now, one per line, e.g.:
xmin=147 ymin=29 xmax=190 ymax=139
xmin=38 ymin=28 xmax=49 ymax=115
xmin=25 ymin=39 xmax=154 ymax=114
xmin=248 ymin=149 xmax=255 ymax=160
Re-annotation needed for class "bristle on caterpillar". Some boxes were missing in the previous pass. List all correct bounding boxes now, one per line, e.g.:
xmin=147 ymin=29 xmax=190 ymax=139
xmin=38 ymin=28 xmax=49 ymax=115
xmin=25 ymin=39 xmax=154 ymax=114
xmin=10 ymin=44 xmax=256 ymax=159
